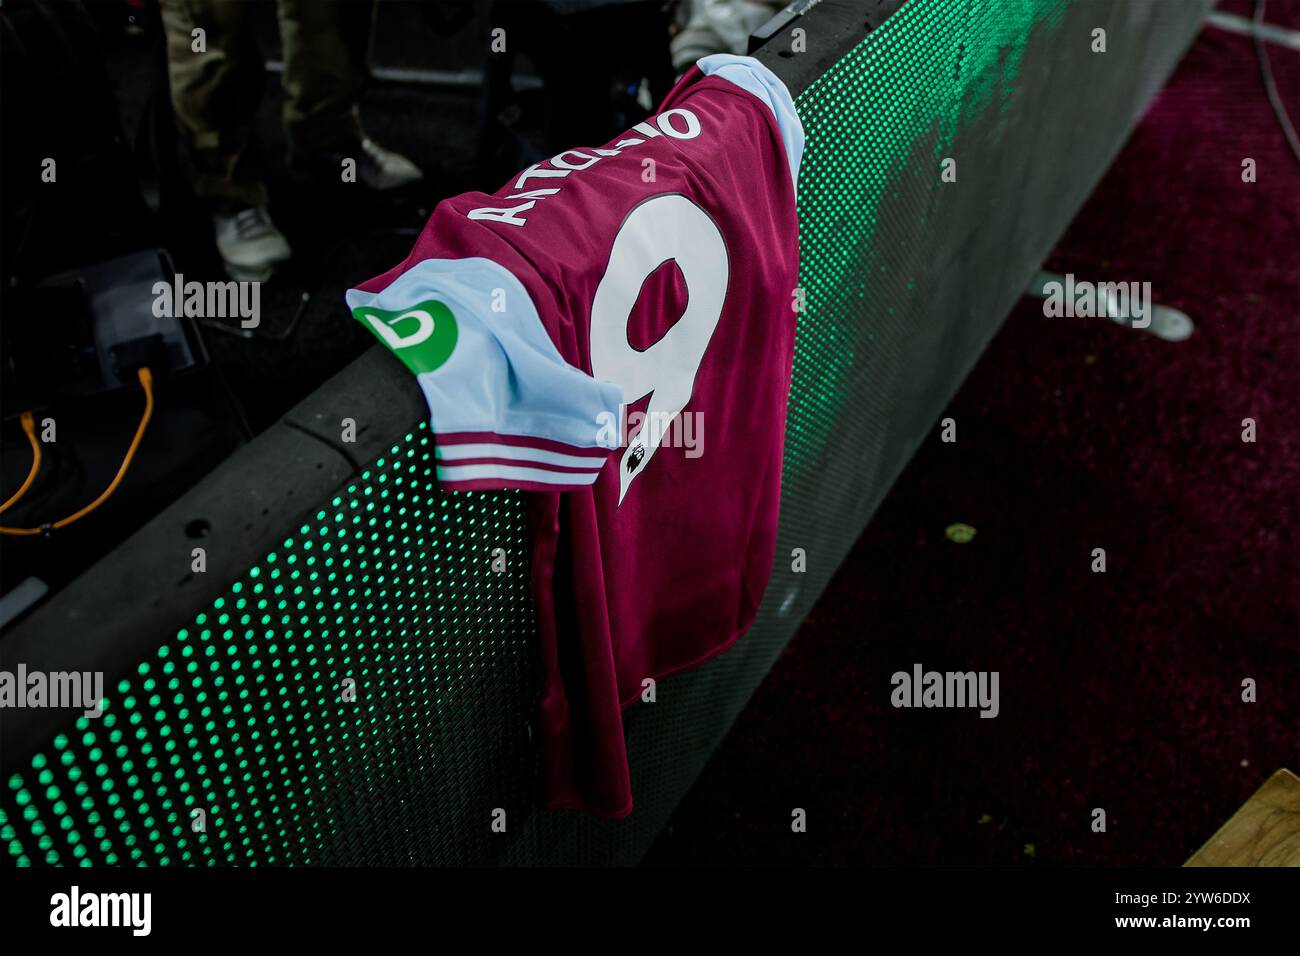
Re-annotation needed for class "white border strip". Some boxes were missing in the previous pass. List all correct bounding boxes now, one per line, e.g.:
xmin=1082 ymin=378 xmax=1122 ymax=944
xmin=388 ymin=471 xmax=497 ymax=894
xmin=434 ymin=443 xmax=608 ymax=469
xmin=435 ymin=463 xmax=601 ymax=485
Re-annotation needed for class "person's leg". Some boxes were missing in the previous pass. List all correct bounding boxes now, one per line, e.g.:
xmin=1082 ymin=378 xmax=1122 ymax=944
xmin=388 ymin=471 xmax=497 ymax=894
xmin=160 ymin=0 xmax=291 ymax=280
xmin=160 ymin=0 xmax=267 ymax=211
xmin=277 ymin=0 xmax=422 ymax=190
xmin=276 ymin=0 xmax=365 ymax=151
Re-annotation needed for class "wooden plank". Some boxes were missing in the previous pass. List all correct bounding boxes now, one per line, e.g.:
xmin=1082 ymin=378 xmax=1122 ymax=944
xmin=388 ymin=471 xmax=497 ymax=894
xmin=1185 ymin=769 xmax=1300 ymax=866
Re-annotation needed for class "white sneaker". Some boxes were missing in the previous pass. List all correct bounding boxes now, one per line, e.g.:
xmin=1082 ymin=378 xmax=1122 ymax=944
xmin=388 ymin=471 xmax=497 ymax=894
xmin=356 ymin=138 xmax=424 ymax=191
xmin=213 ymin=207 xmax=291 ymax=281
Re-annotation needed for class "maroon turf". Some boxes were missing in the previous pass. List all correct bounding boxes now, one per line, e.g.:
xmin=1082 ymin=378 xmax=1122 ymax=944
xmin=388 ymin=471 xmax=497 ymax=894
xmin=645 ymin=14 xmax=1300 ymax=865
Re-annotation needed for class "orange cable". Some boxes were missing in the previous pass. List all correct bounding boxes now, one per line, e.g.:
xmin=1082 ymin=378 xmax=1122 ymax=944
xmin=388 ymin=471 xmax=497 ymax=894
xmin=0 ymin=411 xmax=40 ymax=515
xmin=0 ymin=368 xmax=154 ymax=536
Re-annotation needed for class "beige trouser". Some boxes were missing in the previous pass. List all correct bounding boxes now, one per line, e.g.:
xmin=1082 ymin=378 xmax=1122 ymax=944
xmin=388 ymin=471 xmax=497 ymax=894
xmin=160 ymin=0 xmax=368 ymax=210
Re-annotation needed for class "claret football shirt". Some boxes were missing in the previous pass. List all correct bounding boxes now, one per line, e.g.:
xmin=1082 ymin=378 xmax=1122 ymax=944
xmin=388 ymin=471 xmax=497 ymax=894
xmin=348 ymin=54 xmax=803 ymax=816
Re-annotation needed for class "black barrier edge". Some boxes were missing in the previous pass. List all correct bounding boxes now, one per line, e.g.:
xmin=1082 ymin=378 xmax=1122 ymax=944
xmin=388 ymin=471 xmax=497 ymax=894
xmin=280 ymin=345 xmax=426 ymax=467
xmin=752 ymin=0 xmax=907 ymax=95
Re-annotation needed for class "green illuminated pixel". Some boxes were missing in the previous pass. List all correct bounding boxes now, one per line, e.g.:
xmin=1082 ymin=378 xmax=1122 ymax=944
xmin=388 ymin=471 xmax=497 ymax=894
xmin=5 ymin=425 xmax=534 ymax=866
xmin=786 ymin=0 xmax=1066 ymax=475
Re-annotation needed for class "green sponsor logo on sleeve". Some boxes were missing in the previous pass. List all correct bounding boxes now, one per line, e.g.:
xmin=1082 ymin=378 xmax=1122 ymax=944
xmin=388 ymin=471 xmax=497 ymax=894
xmin=351 ymin=299 xmax=459 ymax=374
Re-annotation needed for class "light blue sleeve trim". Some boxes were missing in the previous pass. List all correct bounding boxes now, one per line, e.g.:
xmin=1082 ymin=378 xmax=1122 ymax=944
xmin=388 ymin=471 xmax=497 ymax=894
xmin=696 ymin=53 xmax=804 ymax=198
xmin=346 ymin=257 xmax=624 ymax=450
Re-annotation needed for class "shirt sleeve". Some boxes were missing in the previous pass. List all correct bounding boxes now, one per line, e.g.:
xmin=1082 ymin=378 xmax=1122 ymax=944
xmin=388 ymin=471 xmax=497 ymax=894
xmin=695 ymin=53 xmax=804 ymax=197
xmin=346 ymin=256 xmax=624 ymax=492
